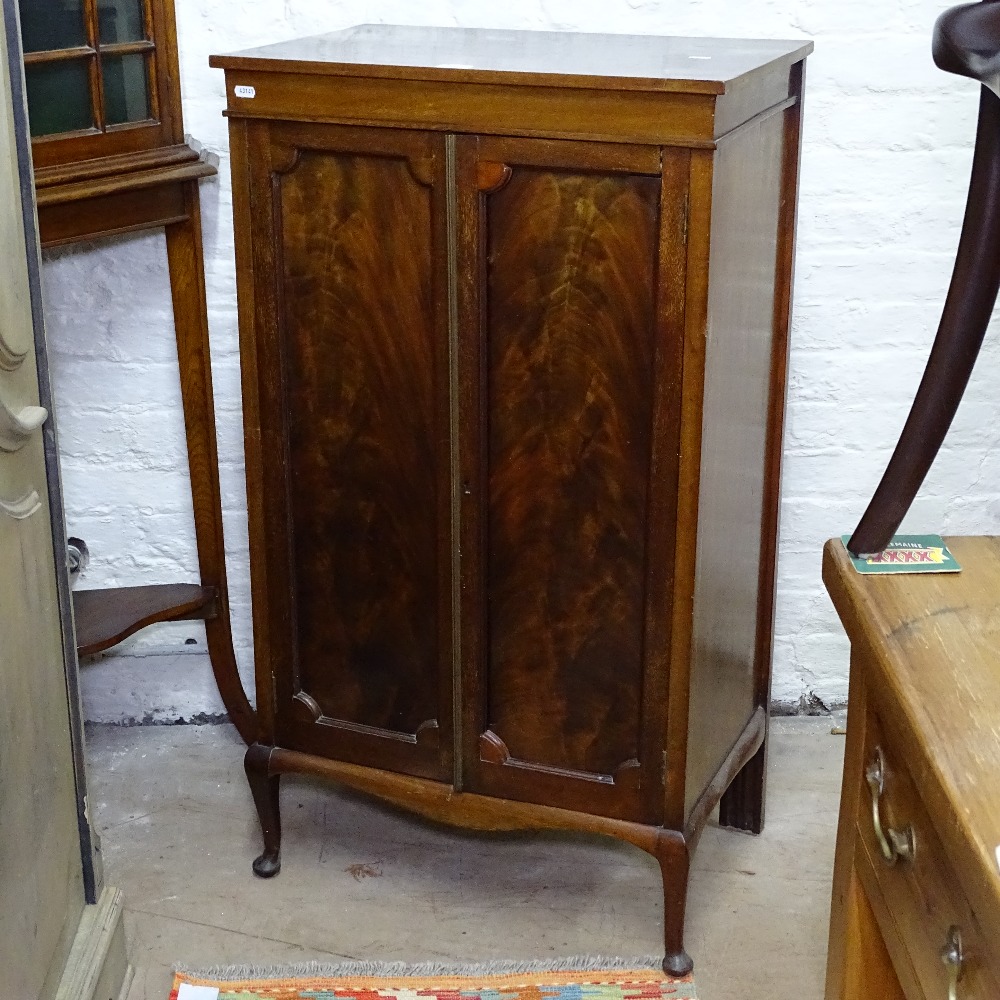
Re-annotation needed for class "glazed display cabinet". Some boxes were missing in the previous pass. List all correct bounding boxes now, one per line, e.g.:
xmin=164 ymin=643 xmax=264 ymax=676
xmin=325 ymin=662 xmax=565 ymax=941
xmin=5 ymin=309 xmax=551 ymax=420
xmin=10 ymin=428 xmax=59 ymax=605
xmin=211 ymin=25 xmax=811 ymax=974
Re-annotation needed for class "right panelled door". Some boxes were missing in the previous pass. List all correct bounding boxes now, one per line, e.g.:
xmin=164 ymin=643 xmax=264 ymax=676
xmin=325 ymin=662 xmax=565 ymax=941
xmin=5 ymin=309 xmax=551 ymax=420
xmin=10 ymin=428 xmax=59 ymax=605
xmin=457 ymin=135 xmax=689 ymax=823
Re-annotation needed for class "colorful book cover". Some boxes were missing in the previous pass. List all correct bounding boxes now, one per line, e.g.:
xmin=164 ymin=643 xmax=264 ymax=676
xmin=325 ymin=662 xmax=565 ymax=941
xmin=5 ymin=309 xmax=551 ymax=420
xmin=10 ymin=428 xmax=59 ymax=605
xmin=841 ymin=534 xmax=961 ymax=575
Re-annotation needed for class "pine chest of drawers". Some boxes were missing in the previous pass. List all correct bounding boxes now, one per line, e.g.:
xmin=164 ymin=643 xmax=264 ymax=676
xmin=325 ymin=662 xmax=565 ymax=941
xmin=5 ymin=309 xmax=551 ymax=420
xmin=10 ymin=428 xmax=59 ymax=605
xmin=825 ymin=537 xmax=1000 ymax=999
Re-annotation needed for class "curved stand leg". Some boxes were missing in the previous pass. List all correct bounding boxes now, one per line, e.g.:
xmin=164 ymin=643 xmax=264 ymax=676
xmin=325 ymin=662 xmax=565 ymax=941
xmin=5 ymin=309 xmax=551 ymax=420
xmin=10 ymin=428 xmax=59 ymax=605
xmin=848 ymin=86 xmax=1000 ymax=555
xmin=244 ymin=743 xmax=281 ymax=877
xmin=165 ymin=181 xmax=258 ymax=743
xmin=653 ymin=830 xmax=693 ymax=977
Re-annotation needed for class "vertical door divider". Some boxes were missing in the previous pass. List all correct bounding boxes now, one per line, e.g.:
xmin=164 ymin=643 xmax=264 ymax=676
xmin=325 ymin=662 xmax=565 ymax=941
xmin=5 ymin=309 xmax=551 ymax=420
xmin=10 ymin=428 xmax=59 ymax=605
xmin=445 ymin=132 xmax=464 ymax=791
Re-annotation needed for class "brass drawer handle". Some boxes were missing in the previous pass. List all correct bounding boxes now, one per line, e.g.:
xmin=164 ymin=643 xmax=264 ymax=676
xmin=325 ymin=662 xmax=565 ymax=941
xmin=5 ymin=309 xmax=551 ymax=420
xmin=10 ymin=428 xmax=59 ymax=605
xmin=865 ymin=746 xmax=916 ymax=865
xmin=941 ymin=925 xmax=964 ymax=1000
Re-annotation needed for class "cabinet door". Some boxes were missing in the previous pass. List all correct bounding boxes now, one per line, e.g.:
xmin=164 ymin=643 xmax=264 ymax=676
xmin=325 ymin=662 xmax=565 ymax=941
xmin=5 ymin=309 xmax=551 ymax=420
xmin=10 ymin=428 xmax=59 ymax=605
xmin=456 ymin=136 xmax=688 ymax=822
xmin=242 ymin=122 xmax=452 ymax=781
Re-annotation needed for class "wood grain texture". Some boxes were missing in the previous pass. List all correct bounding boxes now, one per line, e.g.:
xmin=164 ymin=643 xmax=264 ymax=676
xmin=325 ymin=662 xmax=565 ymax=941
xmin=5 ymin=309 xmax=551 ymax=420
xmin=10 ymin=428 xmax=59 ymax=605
xmin=73 ymin=583 xmax=215 ymax=656
xmin=266 ymin=740 xmax=692 ymax=977
xmin=824 ymin=536 xmax=1000 ymax=990
xmin=28 ymin=0 xmax=184 ymax=171
xmin=36 ymin=155 xmax=215 ymax=208
xmin=33 ymin=142 xmax=202 ymax=189
xmin=269 ymin=743 xmax=659 ymax=850
xmin=30 ymin=112 xmax=253 ymax=753
xmin=825 ymin=536 xmax=1000 ymax=998
xmin=281 ymin=150 xmax=436 ymax=731
xmin=829 ymin=865 xmax=909 ymax=1000
xmin=825 ymin=653 xmax=872 ymax=1000
xmin=210 ymin=25 xmax=810 ymax=97
xmin=682 ymin=105 xmax=789 ymax=824
xmin=849 ymin=849 xmax=927 ymax=1000
xmin=166 ymin=179 xmax=257 ymax=745
xmin=854 ymin=841 xmax=1000 ymax=999
xmin=855 ymin=703 xmax=1000 ymax=999
xmin=682 ymin=706 xmax=765 ymax=850
xmin=269 ymin=131 xmax=449 ymax=778
xmin=220 ymin=37 xmax=810 ymax=973
xmin=719 ymin=65 xmax=807 ymax=833
xmin=636 ymin=146 xmax=689 ymax=825
xmin=483 ymin=164 xmax=659 ymax=779
xmin=217 ymin=73 xmax=719 ymax=149
xmin=212 ymin=29 xmax=810 ymax=149
xmin=661 ymin=148 xmax=714 ymax=832
xmin=37 ymin=181 xmax=187 ymax=248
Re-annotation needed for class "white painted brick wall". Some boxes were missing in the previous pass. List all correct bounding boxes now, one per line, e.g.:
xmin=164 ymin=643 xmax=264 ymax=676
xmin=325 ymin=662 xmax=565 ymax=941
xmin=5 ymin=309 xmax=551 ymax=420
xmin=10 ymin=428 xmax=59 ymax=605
xmin=45 ymin=0 xmax=1000 ymax=722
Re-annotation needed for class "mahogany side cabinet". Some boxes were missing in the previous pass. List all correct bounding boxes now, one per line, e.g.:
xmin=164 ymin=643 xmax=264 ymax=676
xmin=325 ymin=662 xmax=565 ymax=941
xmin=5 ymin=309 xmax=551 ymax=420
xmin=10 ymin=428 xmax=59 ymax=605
xmin=211 ymin=25 xmax=811 ymax=974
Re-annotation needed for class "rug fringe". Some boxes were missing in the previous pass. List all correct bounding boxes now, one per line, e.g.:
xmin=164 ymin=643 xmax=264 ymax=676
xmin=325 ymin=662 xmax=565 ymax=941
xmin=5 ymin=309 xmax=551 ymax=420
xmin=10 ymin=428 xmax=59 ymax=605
xmin=174 ymin=955 xmax=668 ymax=983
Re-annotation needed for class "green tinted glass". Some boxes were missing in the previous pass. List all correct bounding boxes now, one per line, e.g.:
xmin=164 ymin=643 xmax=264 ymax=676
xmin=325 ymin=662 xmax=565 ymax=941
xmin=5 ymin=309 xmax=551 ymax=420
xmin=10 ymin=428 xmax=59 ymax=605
xmin=20 ymin=0 xmax=88 ymax=53
xmin=102 ymin=52 xmax=150 ymax=124
xmin=24 ymin=60 xmax=94 ymax=136
xmin=97 ymin=0 xmax=146 ymax=45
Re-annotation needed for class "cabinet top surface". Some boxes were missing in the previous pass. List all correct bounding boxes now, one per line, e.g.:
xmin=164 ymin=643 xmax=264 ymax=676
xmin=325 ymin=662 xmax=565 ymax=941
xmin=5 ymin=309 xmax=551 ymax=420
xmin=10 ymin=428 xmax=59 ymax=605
xmin=209 ymin=24 xmax=812 ymax=94
xmin=823 ymin=536 xmax=1000 ymax=904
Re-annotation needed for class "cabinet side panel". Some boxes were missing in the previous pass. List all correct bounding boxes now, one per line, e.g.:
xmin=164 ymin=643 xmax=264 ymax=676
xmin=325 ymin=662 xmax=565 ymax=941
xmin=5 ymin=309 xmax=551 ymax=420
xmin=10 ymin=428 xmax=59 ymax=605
xmin=277 ymin=149 xmax=442 ymax=743
xmin=683 ymin=108 xmax=789 ymax=819
xmin=485 ymin=166 xmax=660 ymax=777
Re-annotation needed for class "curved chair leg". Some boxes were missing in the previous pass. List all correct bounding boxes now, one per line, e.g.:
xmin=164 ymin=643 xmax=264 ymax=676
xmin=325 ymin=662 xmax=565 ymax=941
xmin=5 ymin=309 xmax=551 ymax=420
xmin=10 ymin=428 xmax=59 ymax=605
xmin=653 ymin=830 xmax=694 ymax=977
xmin=245 ymin=743 xmax=281 ymax=877
xmin=848 ymin=86 xmax=1000 ymax=555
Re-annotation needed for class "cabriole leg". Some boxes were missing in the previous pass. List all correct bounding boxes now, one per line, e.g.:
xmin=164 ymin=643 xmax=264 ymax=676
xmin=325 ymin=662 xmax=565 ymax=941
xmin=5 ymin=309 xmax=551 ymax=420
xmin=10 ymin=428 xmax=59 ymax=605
xmin=244 ymin=743 xmax=281 ymax=877
xmin=653 ymin=830 xmax=693 ymax=977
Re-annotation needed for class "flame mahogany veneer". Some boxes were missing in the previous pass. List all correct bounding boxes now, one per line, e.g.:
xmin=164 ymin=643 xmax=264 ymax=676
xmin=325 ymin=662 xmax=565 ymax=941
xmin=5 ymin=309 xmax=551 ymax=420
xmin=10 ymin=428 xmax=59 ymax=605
xmin=211 ymin=25 xmax=811 ymax=975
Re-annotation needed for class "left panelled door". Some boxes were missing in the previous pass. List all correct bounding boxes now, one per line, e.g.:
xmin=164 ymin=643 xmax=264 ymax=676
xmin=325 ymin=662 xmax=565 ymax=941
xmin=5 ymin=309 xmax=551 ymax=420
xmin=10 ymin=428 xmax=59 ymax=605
xmin=245 ymin=121 xmax=454 ymax=782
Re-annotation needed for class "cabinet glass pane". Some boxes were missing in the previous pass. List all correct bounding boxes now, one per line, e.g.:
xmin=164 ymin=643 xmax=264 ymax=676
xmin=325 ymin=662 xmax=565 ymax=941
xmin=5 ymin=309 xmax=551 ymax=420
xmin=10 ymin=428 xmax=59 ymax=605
xmin=20 ymin=0 xmax=88 ymax=53
xmin=103 ymin=53 xmax=150 ymax=124
xmin=97 ymin=0 xmax=146 ymax=44
xmin=24 ymin=60 xmax=94 ymax=136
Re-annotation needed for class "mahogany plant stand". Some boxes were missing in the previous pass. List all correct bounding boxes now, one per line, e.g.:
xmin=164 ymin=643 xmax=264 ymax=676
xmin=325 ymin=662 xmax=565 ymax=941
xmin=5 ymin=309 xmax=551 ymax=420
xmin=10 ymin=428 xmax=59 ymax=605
xmin=36 ymin=151 xmax=257 ymax=745
xmin=16 ymin=0 xmax=257 ymax=741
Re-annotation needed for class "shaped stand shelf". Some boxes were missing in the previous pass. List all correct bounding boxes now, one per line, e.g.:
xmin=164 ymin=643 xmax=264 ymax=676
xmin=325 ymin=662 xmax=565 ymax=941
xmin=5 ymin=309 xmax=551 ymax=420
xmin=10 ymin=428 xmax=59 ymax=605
xmin=72 ymin=583 xmax=216 ymax=656
xmin=37 ymin=143 xmax=257 ymax=745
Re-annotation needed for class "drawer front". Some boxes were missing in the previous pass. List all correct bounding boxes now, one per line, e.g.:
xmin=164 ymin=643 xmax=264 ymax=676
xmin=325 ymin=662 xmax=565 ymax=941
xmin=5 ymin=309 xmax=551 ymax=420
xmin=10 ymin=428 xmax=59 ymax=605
xmin=856 ymin=705 xmax=1000 ymax=1000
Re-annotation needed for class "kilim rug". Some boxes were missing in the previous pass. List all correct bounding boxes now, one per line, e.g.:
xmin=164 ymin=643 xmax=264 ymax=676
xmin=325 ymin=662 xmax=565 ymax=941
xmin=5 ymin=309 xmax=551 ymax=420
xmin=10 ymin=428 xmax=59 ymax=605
xmin=170 ymin=957 xmax=697 ymax=1000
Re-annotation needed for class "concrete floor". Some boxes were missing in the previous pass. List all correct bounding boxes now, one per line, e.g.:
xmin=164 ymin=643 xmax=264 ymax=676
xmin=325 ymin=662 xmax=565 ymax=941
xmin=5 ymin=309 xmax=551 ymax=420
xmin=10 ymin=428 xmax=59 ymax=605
xmin=85 ymin=717 xmax=844 ymax=1000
